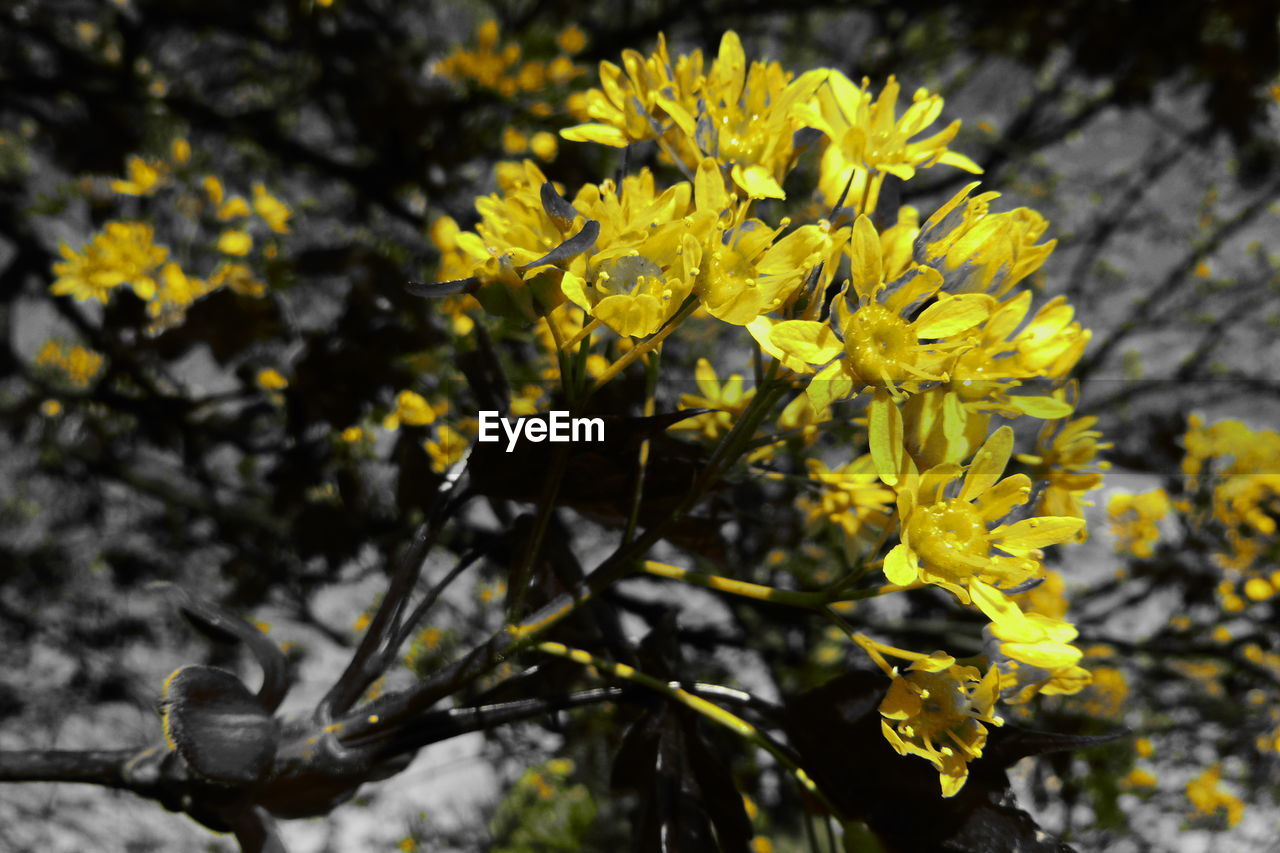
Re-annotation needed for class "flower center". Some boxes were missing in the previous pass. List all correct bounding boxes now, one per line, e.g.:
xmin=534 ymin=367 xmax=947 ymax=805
xmin=844 ymin=303 xmax=915 ymax=384
xmin=905 ymin=670 xmax=971 ymax=737
xmin=907 ymin=499 xmax=990 ymax=577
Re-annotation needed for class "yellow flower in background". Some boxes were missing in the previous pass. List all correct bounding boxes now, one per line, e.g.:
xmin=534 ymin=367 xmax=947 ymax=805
xmin=35 ymin=340 xmax=105 ymax=387
xmin=208 ymin=262 xmax=266 ymax=297
xmin=556 ymin=25 xmax=587 ymax=54
xmin=52 ymin=221 xmax=167 ymax=302
xmin=111 ymin=155 xmax=167 ymax=195
xmin=217 ymin=229 xmax=253 ymax=256
xmin=256 ymin=368 xmax=288 ymax=391
xmin=252 ymin=183 xmax=292 ymax=233
xmin=1017 ymin=415 xmax=1111 ymax=534
xmin=424 ymin=424 xmax=468 ymax=473
xmin=217 ymin=195 xmax=251 ymax=220
xmin=1107 ymin=489 xmax=1169 ymax=558
xmin=1186 ymin=764 xmax=1245 ymax=827
xmin=561 ymin=34 xmax=682 ymax=148
xmin=382 ymin=390 xmax=437 ymax=429
xmin=529 ymin=131 xmax=558 ymax=161
xmin=672 ymin=358 xmax=755 ymax=440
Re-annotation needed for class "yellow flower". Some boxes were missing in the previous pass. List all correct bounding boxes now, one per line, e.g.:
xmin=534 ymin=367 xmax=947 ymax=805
xmin=256 ymin=368 xmax=288 ymax=391
xmin=672 ymin=358 xmax=754 ymax=440
xmin=52 ymin=221 xmax=167 ymax=303
xmin=217 ymin=195 xmax=251 ymax=220
xmin=798 ymin=72 xmax=982 ymax=209
xmin=35 ymin=341 xmax=105 ymax=388
xmin=914 ymin=182 xmax=1056 ymax=299
xmin=41 ymin=399 xmax=63 ymax=417
xmin=424 ymin=424 xmax=468 ymax=473
xmin=564 ymin=32 xmax=824 ymax=200
xmin=1186 ymin=764 xmax=1244 ymax=827
xmin=1107 ymin=489 xmax=1169 ymax=558
xmin=382 ymin=390 xmax=436 ymax=429
xmin=340 ymin=426 xmax=365 ymax=443
xmin=501 ymin=126 xmax=528 ymax=154
xmin=869 ymin=645 xmax=1003 ymax=798
xmin=208 ymin=262 xmax=266 ymax=297
xmin=252 ymin=183 xmax=291 ymax=233
xmin=1124 ymin=768 xmax=1157 ymax=787
xmin=217 ymin=229 xmax=253 ymax=256
xmin=110 ymin=155 xmax=167 ymax=195
xmin=761 ymin=215 xmax=990 ymax=406
xmin=1017 ymin=415 xmax=1111 ymax=535
xmin=556 ymin=25 xmax=587 ymax=54
xmin=799 ymin=453 xmax=896 ymax=563
xmin=170 ymin=138 xmax=191 ymax=164
xmin=529 ymin=131 xmax=558 ymax=162
xmin=876 ymin=408 xmax=1084 ymax=600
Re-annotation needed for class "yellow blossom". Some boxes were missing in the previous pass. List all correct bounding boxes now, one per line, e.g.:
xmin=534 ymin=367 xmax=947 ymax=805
xmin=382 ymin=390 xmax=436 ymax=429
xmin=1186 ymin=764 xmax=1244 ymax=827
xmin=340 ymin=426 xmax=365 ymax=443
xmin=862 ymin=641 xmax=1003 ymax=797
xmin=872 ymin=399 xmax=1083 ymax=601
xmin=35 ymin=340 xmax=105 ymax=388
xmin=40 ymin=399 xmax=63 ymax=417
xmin=529 ymin=131 xmax=558 ymax=161
xmin=556 ymin=25 xmax=587 ymax=54
xmin=111 ymin=155 xmax=166 ymax=195
xmin=1107 ymin=489 xmax=1169 ymax=558
xmin=252 ymin=183 xmax=291 ymax=233
xmin=52 ymin=221 xmax=167 ymax=303
xmin=797 ymin=72 xmax=982 ymax=209
xmin=424 ymin=424 xmax=468 ymax=473
xmin=217 ymin=229 xmax=253 ymax=256
xmin=256 ymin=369 xmax=288 ymax=391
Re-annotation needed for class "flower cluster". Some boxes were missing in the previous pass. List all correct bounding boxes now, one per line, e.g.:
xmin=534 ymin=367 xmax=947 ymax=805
xmin=49 ymin=141 xmax=283 ymax=335
xmin=427 ymin=29 xmax=1099 ymax=797
xmin=34 ymin=340 xmax=104 ymax=388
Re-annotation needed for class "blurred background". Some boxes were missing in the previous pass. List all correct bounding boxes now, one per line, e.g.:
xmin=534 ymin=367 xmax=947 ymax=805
xmin=2 ymin=1 xmax=1279 ymax=850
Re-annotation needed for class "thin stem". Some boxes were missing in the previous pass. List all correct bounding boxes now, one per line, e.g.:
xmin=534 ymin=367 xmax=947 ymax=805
xmin=535 ymin=641 xmax=839 ymax=814
xmin=641 ymin=560 xmax=825 ymax=609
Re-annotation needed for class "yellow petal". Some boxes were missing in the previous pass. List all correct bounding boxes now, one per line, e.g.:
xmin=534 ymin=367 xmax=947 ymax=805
xmin=884 ymin=543 xmax=919 ymax=586
xmin=1005 ymin=395 xmax=1075 ymax=419
xmin=849 ymin=215 xmax=883 ymax=304
xmin=869 ymin=392 xmax=904 ymax=486
xmin=695 ymin=157 xmax=729 ymax=214
xmin=1000 ymin=640 xmax=1083 ymax=669
xmin=959 ymin=425 xmax=1012 ymax=502
xmin=880 ymin=677 xmax=922 ymax=719
xmin=731 ymin=164 xmax=785 ymax=200
xmin=913 ymin=293 xmax=991 ymax=338
xmin=560 ymin=123 xmax=631 ymax=147
xmin=769 ymin=320 xmax=843 ymax=365
xmin=805 ymin=361 xmax=854 ymax=409
xmin=990 ymin=517 xmax=1085 ymax=555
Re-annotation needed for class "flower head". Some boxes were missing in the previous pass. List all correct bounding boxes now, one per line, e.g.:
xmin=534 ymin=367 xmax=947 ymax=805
xmin=872 ymin=646 xmax=1003 ymax=797
xmin=52 ymin=221 xmax=168 ymax=303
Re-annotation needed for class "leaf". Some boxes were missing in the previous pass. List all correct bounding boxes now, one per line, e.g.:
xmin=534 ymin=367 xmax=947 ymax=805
xmin=405 ymin=277 xmax=480 ymax=298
